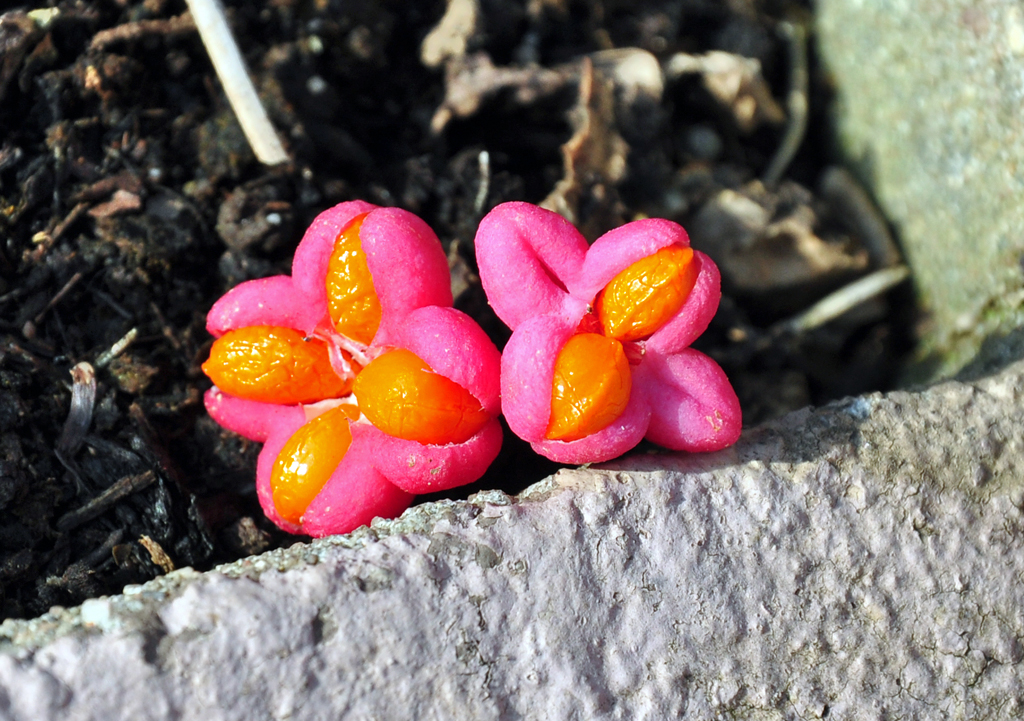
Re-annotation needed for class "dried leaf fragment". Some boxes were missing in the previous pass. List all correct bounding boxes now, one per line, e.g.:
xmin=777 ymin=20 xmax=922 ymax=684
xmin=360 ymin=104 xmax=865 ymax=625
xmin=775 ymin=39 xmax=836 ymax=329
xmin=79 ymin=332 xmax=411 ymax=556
xmin=541 ymin=57 xmax=628 ymax=235
xmin=666 ymin=51 xmax=784 ymax=132
xmin=139 ymin=535 xmax=175 ymax=574
xmin=88 ymin=189 xmax=143 ymax=218
xmin=430 ymin=52 xmax=570 ymax=133
xmin=690 ymin=186 xmax=868 ymax=298
xmin=421 ymin=0 xmax=479 ymax=68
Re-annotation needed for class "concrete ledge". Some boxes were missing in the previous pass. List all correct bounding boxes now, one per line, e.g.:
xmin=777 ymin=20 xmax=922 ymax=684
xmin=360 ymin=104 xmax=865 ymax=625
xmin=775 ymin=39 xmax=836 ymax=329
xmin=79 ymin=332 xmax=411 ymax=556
xmin=2 ymin=362 xmax=1024 ymax=719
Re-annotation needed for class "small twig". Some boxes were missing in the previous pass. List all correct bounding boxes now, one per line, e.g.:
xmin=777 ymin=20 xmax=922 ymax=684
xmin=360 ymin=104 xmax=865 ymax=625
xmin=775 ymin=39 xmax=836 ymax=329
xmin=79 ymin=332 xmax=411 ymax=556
xmin=149 ymin=302 xmax=183 ymax=351
xmin=777 ymin=266 xmax=911 ymax=334
xmin=762 ymin=21 xmax=808 ymax=187
xmin=23 ymin=270 xmax=84 ymax=338
xmin=57 ymin=471 xmax=156 ymax=532
xmin=819 ymin=167 xmax=902 ymax=269
xmin=70 ymin=170 xmax=143 ymax=204
xmin=39 ymin=271 xmax=84 ymax=324
xmin=0 ymin=287 xmax=28 ymax=305
xmin=0 ymin=338 xmax=44 ymax=371
xmin=717 ymin=265 xmax=911 ymax=367
xmin=95 ymin=327 xmax=139 ymax=368
xmin=89 ymin=11 xmax=196 ymax=51
xmin=92 ymin=289 xmax=134 ymax=320
xmin=184 ymin=0 xmax=289 ymax=165
xmin=474 ymin=150 xmax=491 ymax=214
xmin=53 ymin=200 xmax=89 ymax=237
xmin=84 ymin=528 xmax=125 ymax=567
xmin=30 ymin=201 xmax=89 ymax=257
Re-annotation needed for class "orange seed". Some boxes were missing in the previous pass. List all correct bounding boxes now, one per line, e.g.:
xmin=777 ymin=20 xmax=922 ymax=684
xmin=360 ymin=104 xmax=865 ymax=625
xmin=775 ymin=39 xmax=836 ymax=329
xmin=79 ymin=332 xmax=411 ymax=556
xmin=326 ymin=214 xmax=382 ymax=345
xmin=595 ymin=244 xmax=698 ymax=342
xmin=203 ymin=326 xmax=354 ymax=404
xmin=271 ymin=404 xmax=353 ymax=525
xmin=546 ymin=333 xmax=631 ymax=442
xmin=353 ymin=349 xmax=489 ymax=445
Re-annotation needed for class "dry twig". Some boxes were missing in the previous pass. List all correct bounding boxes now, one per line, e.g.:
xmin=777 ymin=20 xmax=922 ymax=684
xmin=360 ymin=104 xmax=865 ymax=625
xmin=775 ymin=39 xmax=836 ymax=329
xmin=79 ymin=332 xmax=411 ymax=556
xmin=89 ymin=11 xmax=196 ymax=51
xmin=57 ymin=471 xmax=157 ymax=532
xmin=762 ymin=22 xmax=808 ymax=187
xmin=779 ymin=265 xmax=910 ymax=334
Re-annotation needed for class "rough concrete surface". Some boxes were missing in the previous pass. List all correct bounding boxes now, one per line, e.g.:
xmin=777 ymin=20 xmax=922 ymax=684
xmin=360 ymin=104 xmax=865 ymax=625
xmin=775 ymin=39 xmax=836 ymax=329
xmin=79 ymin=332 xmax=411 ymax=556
xmin=817 ymin=0 xmax=1024 ymax=378
xmin=3 ymin=360 xmax=1024 ymax=719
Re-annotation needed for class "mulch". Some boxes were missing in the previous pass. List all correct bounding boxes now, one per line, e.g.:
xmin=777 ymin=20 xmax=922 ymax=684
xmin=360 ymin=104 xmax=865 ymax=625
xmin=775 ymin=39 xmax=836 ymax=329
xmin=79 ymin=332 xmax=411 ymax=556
xmin=0 ymin=0 xmax=913 ymax=620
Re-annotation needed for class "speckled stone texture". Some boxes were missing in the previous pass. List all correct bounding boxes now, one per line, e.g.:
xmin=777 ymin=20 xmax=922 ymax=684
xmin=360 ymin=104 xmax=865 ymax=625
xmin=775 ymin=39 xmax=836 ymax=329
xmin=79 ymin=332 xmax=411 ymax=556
xmin=3 ymin=360 xmax=1024 ymax=719
xmin=817 ymin=0 xmax=1024 ymax=378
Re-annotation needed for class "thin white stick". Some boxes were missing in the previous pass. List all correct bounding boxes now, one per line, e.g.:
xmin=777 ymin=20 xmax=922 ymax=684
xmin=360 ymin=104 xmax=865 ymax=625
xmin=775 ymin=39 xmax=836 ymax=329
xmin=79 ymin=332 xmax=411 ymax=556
xmin=781 ymin=265 xmax=910 ymax=333
xmin=474 ymin=150 xmax=490 ymax=213
xmin=185 ymin=0 xmax=289 ymax=165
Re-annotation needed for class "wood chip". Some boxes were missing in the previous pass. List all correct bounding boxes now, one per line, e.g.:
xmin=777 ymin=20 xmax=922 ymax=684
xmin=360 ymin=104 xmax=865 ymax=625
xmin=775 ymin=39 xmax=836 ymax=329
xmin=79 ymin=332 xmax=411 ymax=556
xmin=541 ymin=57 xmax=628 ymax=236
xmin=139 ymin=535 xmax=175 ymax=574
xmin=88 ymin=189 xmax=142 ymax=218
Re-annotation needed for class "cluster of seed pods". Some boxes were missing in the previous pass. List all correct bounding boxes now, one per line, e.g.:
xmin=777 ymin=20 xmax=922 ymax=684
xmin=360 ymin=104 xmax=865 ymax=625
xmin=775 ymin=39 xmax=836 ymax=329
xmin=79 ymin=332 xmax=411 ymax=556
xmin=202 ymin=200 xmax=741 ymax=537
xmin=474 ymin=202 xmax=741 ymax=465
xmin=202 ymin=201 xmax=501 ymax=537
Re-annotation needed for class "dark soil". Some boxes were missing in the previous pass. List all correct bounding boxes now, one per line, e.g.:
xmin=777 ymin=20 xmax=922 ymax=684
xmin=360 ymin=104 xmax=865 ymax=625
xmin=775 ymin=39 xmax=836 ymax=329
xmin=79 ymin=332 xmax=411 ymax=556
xmin=0 ymin=0 xmax=915 ymax=620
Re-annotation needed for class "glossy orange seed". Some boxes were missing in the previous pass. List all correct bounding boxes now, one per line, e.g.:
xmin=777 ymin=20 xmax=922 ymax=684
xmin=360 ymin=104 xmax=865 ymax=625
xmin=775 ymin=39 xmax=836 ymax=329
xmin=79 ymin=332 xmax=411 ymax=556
xmin=595 ymin=244 xmax=698 ymax=342
xmin=353 ymin=349 xmax=489 ymax=445
xmin=546 ymin=333 xmax=631 ymax=442
xmin=326 ymin=214 xmax=382 ymax=345
xmin=202 ymin=326 xmax=354 ymax=404
xmin=271 ymin=404 xmax=353 ymax=525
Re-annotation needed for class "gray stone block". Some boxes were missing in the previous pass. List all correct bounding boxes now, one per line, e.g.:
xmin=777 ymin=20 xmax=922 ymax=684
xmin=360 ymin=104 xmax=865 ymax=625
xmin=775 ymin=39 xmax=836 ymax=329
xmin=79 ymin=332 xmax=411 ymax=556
xmin=3 ymin=361 xmax=1024 ymax=719
xmin=817 ymin=0 xmax=1024 ymax=378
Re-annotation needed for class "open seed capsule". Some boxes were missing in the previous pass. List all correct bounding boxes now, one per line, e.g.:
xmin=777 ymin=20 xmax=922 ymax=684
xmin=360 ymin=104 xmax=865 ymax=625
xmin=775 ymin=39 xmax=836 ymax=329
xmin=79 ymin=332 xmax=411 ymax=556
xmin=595 ymin=244 xmax=698 ymax=342
xmin=354 ymin=348 xmax=489 ymax=445
xmin=546 ymin=332 xmax=631 ymax=442
xmin=203 ymin=325 xmax=355 ymax=404
xmin=326 ymin=214 xmax=382 ymax=345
